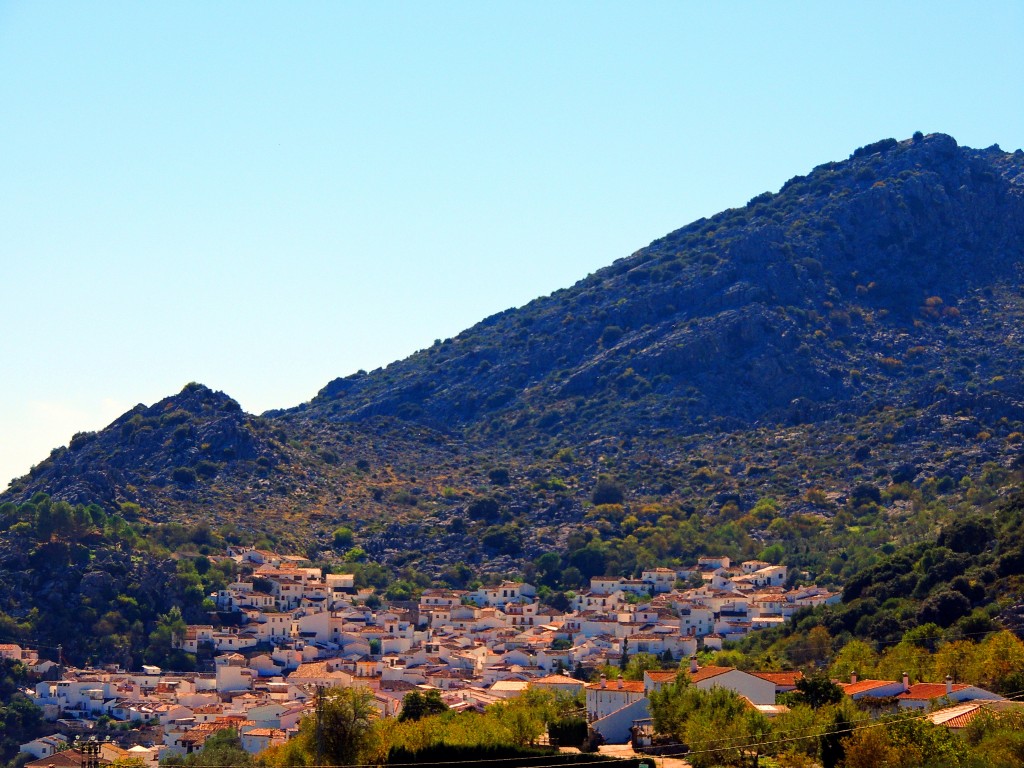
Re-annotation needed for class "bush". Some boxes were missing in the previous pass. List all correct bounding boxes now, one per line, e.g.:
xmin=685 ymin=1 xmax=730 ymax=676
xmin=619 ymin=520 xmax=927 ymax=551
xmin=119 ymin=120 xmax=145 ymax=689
xmin=332 ymin=527 xmax=354 ymax=548
xmin=851 ymin=138 xmax=898 ymax=159
xmin=548 ymin=717 xmax=588 ymax=748
xmin=591 ymin=475 xmax=625 ymax=505
xmin=171 ymin=467 xmax=197 ymax=485
xmin=468 ymin=497 xmax=501 ymax=520
xmin=195 ymin=460 xmax=219 ymax=479
xmin=488 ymin=468 xmax=510 ymax=485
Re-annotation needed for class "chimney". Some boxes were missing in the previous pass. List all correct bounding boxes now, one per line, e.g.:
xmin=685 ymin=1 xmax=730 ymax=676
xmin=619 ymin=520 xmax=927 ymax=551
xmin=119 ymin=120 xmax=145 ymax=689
xmin=690 ymin=655 xmax=698 ymax=674
xmin=850 ymin=672 xmax=857 ymax=684
xmin=946 ymin=675 xmax=953 ymax=695
xmin=902 ymin=672 xmax=909 ymax=693
xmin=617 ymin=674 xmax=624 ymax=690
xmin=600 ymin=674 xmax=607 ymax=689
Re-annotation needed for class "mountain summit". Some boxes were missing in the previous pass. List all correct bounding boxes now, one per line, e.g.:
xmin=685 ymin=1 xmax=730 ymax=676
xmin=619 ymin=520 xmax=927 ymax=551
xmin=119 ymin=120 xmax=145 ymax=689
xmin=304 ymin=133 xmax=1024 ymax=438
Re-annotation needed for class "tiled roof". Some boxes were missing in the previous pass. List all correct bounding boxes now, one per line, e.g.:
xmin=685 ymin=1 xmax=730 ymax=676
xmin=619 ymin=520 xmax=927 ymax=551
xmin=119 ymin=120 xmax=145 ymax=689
xmin=751 ymin=671 xmax=803 ymax=687
xmin=644 ymin=671 xmax=679 ymax=683
xmin=688 ymin=665 xmax=734 ymax=683
xmin=585 ymin=679 xmax=646 ymax=693
xmin=931 ymin=699 xmax=1022 ymax=728
xmin=24 ymin=749 xmax=103 ymax=768
xmin=530 ymin=675 xmax=585 ymax=686
xmin=897 ymin=683 xmax=969 ymax=700
xmin=288 ymin=662 xmax=349 ymax=680
xmin=841 ymin=679 xmax=900 ymax=696
xmin=927 ymin=702 xmax=985 ymax=728
xmin=244 ymin=728 xmax=279 ymax=738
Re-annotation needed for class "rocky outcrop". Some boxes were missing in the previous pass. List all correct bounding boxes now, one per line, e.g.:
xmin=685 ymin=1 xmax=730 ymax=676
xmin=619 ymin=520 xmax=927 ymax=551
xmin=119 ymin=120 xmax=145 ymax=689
xmin=5 ymin=383 xmax=286 ymax=511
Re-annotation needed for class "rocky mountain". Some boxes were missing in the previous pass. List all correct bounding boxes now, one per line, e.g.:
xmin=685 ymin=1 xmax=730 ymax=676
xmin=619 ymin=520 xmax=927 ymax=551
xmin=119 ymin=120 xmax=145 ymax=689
xmin=5 ymin=133 xmax=1024 ymax=575
xmin=306 ymin=134 xmax=1024 ymax=438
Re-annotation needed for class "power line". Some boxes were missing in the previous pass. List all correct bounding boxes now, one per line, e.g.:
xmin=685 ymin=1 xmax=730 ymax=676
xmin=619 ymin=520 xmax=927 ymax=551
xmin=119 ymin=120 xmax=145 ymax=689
xmin=106 ymin=687 xmax=1024 ymax=768
xmin=647 ymin=686 xmax=1024 ymax=760
xmin=145 ymin=687 xmax=1024 ymax=767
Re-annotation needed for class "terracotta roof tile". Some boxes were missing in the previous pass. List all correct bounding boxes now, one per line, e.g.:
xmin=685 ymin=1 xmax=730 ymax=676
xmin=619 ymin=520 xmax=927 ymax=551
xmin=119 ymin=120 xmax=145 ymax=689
xmin=585 ymin=679 xmax=646 ymax=693
xmin=841 ymin=679 xmax=900 ymax=696
xmin=644 ymin=671 xmax=679 ymax=683
xmin=897 ymin=683 xmax=968 ymax=700
xmin=751 ymin=671 xmax=803 ymax=687
xmin=688 ymin=665 xmax=733 ymax=683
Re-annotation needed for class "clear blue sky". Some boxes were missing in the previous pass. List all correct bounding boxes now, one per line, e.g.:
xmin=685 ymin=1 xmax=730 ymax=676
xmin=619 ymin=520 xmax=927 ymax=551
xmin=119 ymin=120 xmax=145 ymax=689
xmin=2 ymin=2 xmax=1022 ymax=488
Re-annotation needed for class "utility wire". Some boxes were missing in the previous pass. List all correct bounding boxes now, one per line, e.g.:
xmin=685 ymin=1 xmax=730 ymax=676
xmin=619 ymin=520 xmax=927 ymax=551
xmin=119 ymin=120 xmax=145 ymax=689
xmin=648 ymin=685 xmax=1024 ymax=759
xmin=143 ymin=688 xmax=1024 ymax=768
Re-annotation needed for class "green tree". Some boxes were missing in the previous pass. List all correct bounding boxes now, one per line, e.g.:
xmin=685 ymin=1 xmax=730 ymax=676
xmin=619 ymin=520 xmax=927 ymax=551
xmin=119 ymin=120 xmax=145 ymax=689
xmin=829 ymin=639 xmax=879 ymax=681
xmin=399 ymin=689 xmax=449 ymax=722
xmin=974 ymin=630 xmax=1024 ymax=693
xmin=319 ymin=686 xmax=376 ymax=765
xmin=591 ymin=475 xmax=625 ymax=505
xmin=649 ymin=674 xmax=766 ymax=767
xmin=962 ymin=708 xmax=1024 ymax=768
xmin=332 ymin=526 xmax=354 ymax=548
xmin=793 ymin=673 xmax=844 ymax=709
xmin=820 ymin=708 xmax=850 ymax=768
xmin=622 ymin=652 xmax=662 ymax=681
xmin=145 ymin=606 xmax=189 ymax=667
xmin=182 ymin=728 xmax=252 ymax=768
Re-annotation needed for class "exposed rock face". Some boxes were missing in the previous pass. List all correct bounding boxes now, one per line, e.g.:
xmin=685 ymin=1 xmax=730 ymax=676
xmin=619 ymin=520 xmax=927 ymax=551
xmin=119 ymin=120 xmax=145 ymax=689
xmin=5 ymin=383 xmax=286 ymax=512
xmin=304 ymin=134 xmax=1024 ymax=439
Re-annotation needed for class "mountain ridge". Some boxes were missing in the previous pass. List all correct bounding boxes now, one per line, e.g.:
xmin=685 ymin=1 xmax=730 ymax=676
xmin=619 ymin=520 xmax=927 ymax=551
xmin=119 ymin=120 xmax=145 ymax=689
xmin=299 ymin=133 xmax=1024 ymax=438
xmin=5 ymin=132 xmax=1024 ymax=575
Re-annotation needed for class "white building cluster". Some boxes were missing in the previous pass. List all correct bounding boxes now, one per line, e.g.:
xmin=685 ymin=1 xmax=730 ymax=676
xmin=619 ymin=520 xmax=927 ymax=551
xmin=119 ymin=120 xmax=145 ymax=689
xmin=18 ymin=551 xmax=845 ymax=756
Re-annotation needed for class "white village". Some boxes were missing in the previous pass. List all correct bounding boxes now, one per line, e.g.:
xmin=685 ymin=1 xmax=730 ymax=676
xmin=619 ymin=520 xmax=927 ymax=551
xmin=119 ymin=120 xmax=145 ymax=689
xmin=9 ymin=548 xmax=1010 ymax=765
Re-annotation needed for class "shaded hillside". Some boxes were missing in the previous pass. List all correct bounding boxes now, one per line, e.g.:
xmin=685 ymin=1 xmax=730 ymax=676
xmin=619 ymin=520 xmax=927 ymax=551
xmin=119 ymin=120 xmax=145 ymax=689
xmin=306 ymin=133 xmax=1024 ymax=442
xmin=3 ymin=384 xmax=481 ymax=544
xmin=4 ymin=383 xmax=291 ymax=522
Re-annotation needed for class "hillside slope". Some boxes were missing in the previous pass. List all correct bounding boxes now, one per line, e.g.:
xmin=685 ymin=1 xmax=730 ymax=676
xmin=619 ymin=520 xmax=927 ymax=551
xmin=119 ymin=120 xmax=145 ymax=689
xmin=4 ymin=133 xmax=1024 ymax=576
xmin=305 ymin=133 xmax=1024 ymax=442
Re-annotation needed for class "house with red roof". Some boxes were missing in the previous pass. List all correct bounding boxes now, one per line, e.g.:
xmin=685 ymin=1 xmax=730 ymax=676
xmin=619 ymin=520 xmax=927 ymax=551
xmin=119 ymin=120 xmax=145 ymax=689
xmin=751 ymin=670 xmax=804 ymax=695
xmin=529 ymin=673 xmax=586 ymax=697
xmin=897 ymin=675 xmax=1003 ymax=710
xmin=839 ymin=673 xmax=907 ymax=701
xmin=585 ymin=674 xmax=646 ymax=721
xmin=585 ymin=674 xmax=649 ymax=745
xmin=927 ymin=699 xmax=1024 ymax=730
xmin=840 ymin=672 xmax=1004 ymax=710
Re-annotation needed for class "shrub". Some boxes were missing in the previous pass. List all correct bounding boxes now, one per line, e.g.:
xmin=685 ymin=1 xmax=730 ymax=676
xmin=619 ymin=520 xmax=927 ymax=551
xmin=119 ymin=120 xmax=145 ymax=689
xmin=195 ymin=460 xmax=219 ymax=478
xmin=591 ymin=475 xmax=625 ymax=505
xmin=333 ymin=527 xmax=354 ymax=548
xmin=851 ymin=138 xmax=898 ymax=159
xmin=172 ymin=467 xmax=197 ymax=485
xmin=468 ymin=497 xmax=501 ymax=520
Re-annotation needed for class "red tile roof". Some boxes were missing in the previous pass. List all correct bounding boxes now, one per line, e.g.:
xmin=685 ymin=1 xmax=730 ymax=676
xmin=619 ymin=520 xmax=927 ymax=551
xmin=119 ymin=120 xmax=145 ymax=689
xmin=688 ymin=665 xmax=734 ymax=683
xmin=585 ymin=679 xmax=646 ymax=693
xmin=751 ymin=671 xmax=803 ymax=687
xmin=841 ymin=679 xmax=900 ymax=696
xmin=531 ymin=675 xmax=585 ymax=686
xmin=24 ymin=751 xmax=105 ymax=768
xmin=897 ymin=683 xmax=968 ymax=700
xmin=644 ymin=671 xmax=679 ymax=683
